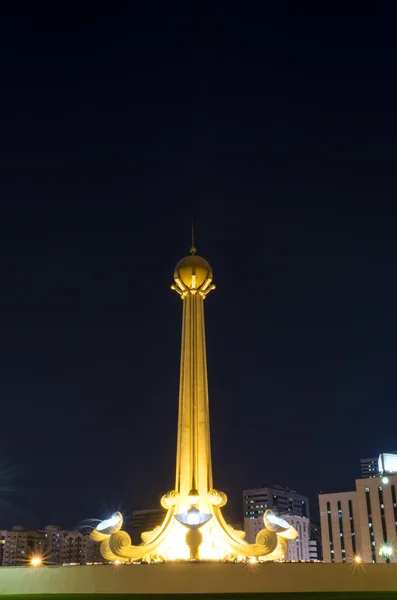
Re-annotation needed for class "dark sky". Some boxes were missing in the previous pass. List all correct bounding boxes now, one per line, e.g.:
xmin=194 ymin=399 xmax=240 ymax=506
xmin=1 ymin=4 xmax=396 ymax=530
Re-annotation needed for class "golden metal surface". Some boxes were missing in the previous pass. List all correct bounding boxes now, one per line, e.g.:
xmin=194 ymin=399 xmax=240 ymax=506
xmin=92 ymin=249 xmax=297 ymax=562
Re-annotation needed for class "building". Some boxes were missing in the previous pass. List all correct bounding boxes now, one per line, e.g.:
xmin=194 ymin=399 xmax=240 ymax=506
xmin=45 ymin=525 xmax=63 ymax=565
xmin=320 ymin=453 xmax=397 ymax=564
xmin=361 ymin=457 xmax=378 ymax=478
xmin=131 ymin=509 xmax=166 ymax=544
xmin=61 ymin=531 xmax=102 ymax=564
xmin=309 ymin=539 xmax=318 ymax=561
xmin=0 ymin=531 xmax=5 ymax=565
xmin=283 ymin=515 xmax=311 ymax=561
xmin=1 ymin=526 xmax=102 ymax=566
xmin=2 ymin=526 xmax=46 ymax=566
xmin=243 ymin=485 xmax=309 ymax=544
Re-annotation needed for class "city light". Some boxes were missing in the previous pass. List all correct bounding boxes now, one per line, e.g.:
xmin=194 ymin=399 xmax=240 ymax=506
xmin=30 ymin=556 xmax=42 ymax=567
xmin=379 ymin=544 xmax=393 ymax=563
xmin=382 ymin=476 xmax=389 ymax=484
xmin=354 ymin=555 xmax=362 ymax=563
xmin=113 ymin=559 xmax=121 ymax=566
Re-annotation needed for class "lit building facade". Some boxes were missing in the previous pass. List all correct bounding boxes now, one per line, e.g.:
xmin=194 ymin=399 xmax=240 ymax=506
xmin=319 ymin=490 xmax=360 ymax=564
xmin=361 ymin=457 xmax=378 ymax=479
xmin=45 ymin=525 xmax=63 ymax=565
xmin=243 ymin=485 xmax=309 ymax=544
xmin=320 ymin=461 xmax=397 ymax=563
xmin=0 ymin=531 xmax=5 ymax=565
xmin=1 ymin=526 xmax=102 ymax=566
xmin=61 ymin=531 xmax=102 ymax=564
xmin=2 ymin=527 xmax=46 ymax=566
xmin=309 ymin=539 xmax=318 ymax=561
xmin=283 ymin=515 xmax=311 ymax=561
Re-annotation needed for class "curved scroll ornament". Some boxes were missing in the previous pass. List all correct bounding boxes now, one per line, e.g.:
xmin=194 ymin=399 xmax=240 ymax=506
xmin=91 ymin=495 xmax=298 ymax=563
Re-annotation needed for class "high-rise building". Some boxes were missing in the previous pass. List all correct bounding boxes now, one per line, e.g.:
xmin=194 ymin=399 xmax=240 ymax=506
xmin=319 ymin=453 xmax=397 ymax=564
xmin=131 ymin=509 xmax=166 ymax=544
xmin=360 ymin=457 xmax=378 ymax=478
xmin=243 ymin=485 xmax=309 ymax=544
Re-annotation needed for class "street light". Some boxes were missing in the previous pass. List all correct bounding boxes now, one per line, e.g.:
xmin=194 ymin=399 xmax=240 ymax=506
xmin=30 ymin=556 xmax=42 ymax=567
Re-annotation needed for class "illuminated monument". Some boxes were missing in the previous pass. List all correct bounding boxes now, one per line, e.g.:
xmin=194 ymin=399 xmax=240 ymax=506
xmin=92 ymin=244 xmax=297 ymax=562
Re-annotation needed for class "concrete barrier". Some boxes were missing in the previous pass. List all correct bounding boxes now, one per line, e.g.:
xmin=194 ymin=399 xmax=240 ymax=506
xmin=1 ymin=562 xmax=397 ymax=595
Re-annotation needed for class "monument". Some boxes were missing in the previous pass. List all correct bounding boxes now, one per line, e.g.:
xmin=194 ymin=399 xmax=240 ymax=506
xmin=91 ymin=244 xmax=297 ymax=562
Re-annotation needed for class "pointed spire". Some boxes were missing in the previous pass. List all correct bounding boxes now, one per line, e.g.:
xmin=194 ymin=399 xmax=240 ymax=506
xmin=190 ymin=220 xmax=196 ymax=255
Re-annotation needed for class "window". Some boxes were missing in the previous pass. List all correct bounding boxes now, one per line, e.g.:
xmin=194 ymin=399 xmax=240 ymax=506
xmin=365 ymin=488 xmax=376 ymax=562
xmin=378 ymin=486 xmax=388 ymax=544
xmin=326 ymin=502 xmax=334 ymax=563
xmin=337 ymin=501 xmax=345 ymax=562
xmin=391 ymin=485 xmax=397 ymax=532
xmin=348 ymin=499 xmax=356 ymax=555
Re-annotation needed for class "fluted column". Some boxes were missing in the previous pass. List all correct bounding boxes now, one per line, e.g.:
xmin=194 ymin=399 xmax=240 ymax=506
xmin=175 ymin=292 xmax=213 ymax=498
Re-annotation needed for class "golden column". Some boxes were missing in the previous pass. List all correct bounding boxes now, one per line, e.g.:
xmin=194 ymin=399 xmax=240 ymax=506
xmin=91 ymin=246 xmax=297 ymax=562
xmin=172 ymin=246 xmax=215 ymax=506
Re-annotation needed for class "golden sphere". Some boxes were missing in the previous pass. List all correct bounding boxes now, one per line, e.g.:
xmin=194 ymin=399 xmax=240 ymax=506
xmin=174 ymin=254 xmax=213 ymax=291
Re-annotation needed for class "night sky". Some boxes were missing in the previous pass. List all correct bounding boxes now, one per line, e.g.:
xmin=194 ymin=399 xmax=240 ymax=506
xmin=1 ymin=5 xmax=397 ymax=531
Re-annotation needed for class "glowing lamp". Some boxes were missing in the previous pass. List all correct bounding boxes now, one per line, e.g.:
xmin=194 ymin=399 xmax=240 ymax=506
xmin=175 ymin=506 xmax=212 ymax=530
xmin=30 ymin=556 xmax=42 ymax=567
xmin=263 ymin=510 xmax=289 ymax=533
xmin=96 ymin=512 xmax=123 ymax=535
xmin=354 ymin=555 xmax=362 ymax=563
xmin=382 ymin=476 xmax=389 ymax=484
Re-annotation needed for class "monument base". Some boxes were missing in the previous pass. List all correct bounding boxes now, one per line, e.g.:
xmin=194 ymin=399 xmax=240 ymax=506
xmin=1 ymin=562 xmax=397 ymax=595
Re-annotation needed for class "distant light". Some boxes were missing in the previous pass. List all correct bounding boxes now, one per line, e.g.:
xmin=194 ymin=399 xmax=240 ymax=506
xmin=382 ymin=476 xmax=389 ymax=484
xmin=354 ymin=555 xmax=362 ymax=564
xmin=30 ymin=556 xmax=42 ymax=567
xmin=114 ymin=559 xmax=121 ymax=566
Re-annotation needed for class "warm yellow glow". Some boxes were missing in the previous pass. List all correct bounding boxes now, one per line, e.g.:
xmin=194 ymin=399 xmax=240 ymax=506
xmin=113 ymin=559 xmax=121 ymax=566
xmin=354 ymin=555 xmax=362 ymax=564
xmin=30 ymin=556 xmax=42 ymax=567
xmin=91 ymin=250 xmax=298 ymax=562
